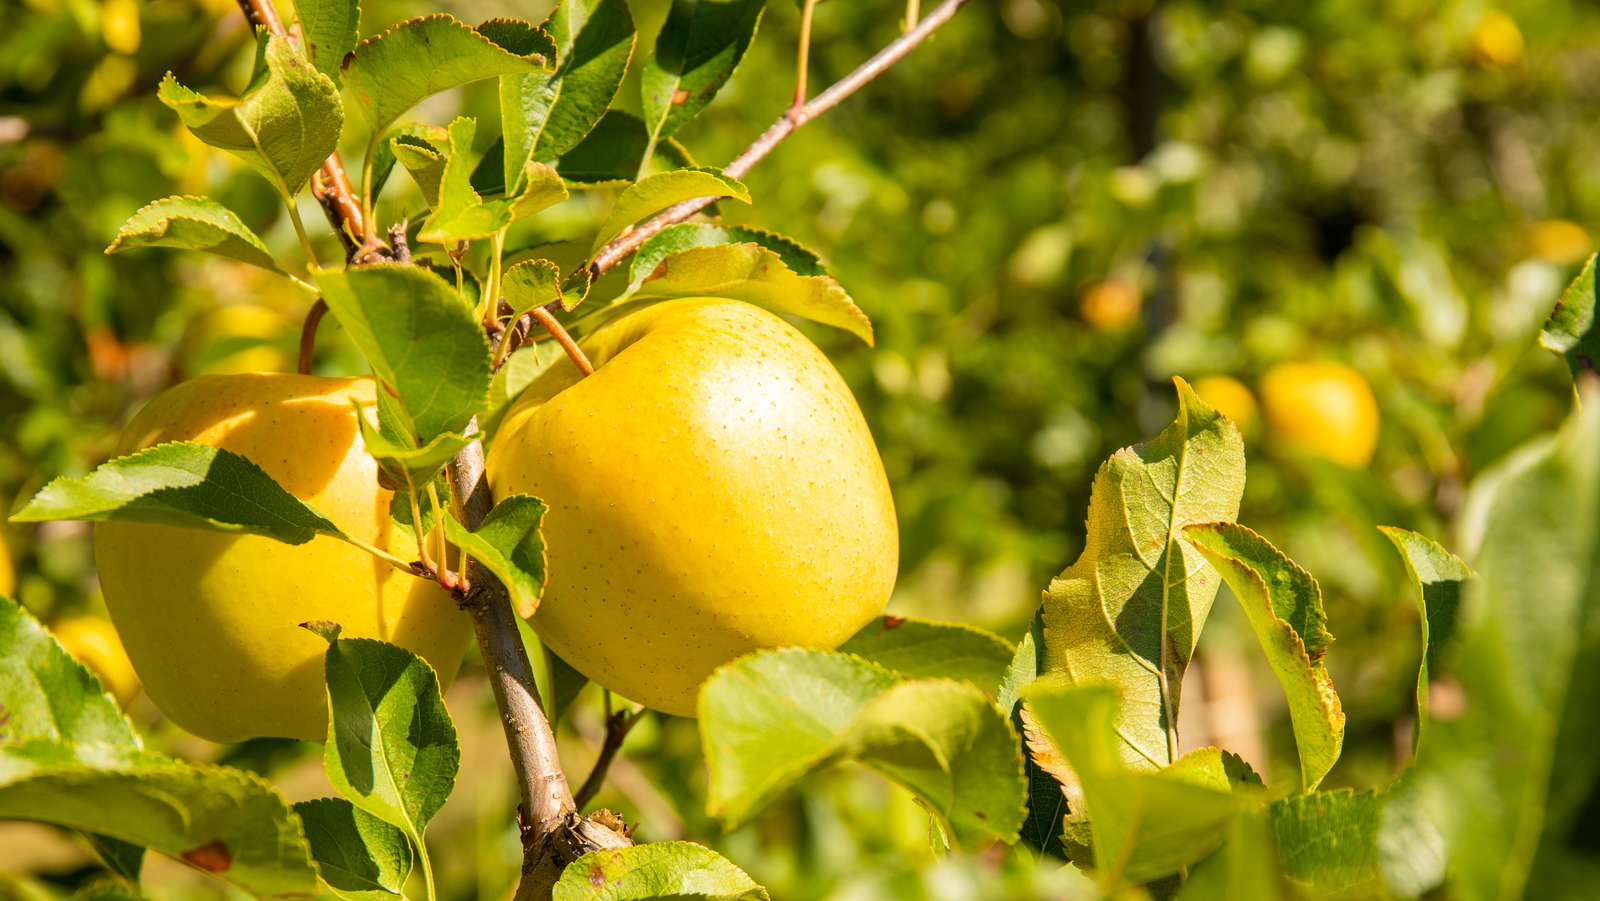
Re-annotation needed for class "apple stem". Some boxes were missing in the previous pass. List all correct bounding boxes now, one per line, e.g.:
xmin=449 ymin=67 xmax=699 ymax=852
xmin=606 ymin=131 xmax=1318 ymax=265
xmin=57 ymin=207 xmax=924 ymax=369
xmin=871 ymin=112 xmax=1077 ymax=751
xmin=584 ymin=0 xmax=973 ymax=283
xmin=530 ymin=307 xmax=595 ymax=377
xmin=298 ymin=299 xmax=327 ymax=375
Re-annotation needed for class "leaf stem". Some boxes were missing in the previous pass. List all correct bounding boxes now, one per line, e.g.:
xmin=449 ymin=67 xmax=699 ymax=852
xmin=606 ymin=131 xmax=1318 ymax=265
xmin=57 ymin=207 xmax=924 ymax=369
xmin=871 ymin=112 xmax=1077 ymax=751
xmin=361 ymin=131 xmax=381 ymax=248
xmin=408 ymin=482 xmax=437 ymax=575
xmin=415 ymin=835 xmax=438 ymax=901
xmin=482 ymin=229 xmax=508 ymax=330
xmin=905 ymin=0 xmax=921 ymax=31
xmin=586 ymin=0 xmax=972 ymax=281
xmin=329 ymin=531 xmax=416 ymax=574
xmin=426 ymin=480 xmax=449 ymax=584
xmin=285 ymin=198 xmax=320 ymax=269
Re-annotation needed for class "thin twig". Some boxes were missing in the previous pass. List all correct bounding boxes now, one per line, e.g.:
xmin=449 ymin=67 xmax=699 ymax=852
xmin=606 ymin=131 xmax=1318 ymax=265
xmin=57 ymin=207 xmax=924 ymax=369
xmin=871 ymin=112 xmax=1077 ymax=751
xmin=531 ymin=307 xmax=595 ymax=376
xmin=573 ymin=709 xmax=643 ymax=810
xmin=585 ymin=0 xmax=971 ymax=282
xmin=298 ymin=299 xmax=327 ymax=375
xmin=792 ymin=0 xmax=819 ymax=114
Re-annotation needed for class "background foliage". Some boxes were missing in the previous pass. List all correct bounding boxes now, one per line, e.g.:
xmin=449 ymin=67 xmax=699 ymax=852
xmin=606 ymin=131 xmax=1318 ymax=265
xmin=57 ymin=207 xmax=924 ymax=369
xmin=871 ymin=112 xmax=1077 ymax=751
xmin=1 ymin=0 xmax=1595 ymax=898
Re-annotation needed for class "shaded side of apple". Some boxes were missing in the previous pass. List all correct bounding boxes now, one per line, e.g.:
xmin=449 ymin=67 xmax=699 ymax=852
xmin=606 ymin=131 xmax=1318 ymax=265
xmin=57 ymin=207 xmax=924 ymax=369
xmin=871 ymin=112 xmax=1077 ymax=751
xmin=93 ymin=373 xmax=472 ymax=743
xmin=487 ymin=298 xmax=899 ymax=716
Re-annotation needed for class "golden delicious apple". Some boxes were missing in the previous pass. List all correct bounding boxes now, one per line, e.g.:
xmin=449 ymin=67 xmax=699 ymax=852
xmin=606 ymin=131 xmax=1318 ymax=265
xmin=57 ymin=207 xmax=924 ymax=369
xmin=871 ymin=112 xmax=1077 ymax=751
xmin=486 ymin=298 xmax=898 ymax=716
xmin=1259 ymin=361 xmax=1379 ymax=468
xmin=93 ymin=373 xmax=472 ymax=743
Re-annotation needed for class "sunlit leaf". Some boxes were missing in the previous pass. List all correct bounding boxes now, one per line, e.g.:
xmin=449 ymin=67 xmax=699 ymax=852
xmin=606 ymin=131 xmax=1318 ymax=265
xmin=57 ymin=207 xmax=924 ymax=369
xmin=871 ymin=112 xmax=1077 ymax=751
xmin=552 ymin=842 xmax=769 ymax=900
xmin=106 ymin=196 xmax=283 ymax=274
xmin=1378 ymin=526 xmax=1471 ymax=759
xmin=159 ymin=33 xmax=342 ymax=198
xmin=641 ymin=0 xmax=765 ymax=146
xmin=294 ymin=797 xmax=412 ymax=901
xmin=441 ymin=495 xmax=547 ymax=618
xmin=839 ymin=615 xmax=1013 ymax=688
xmin=297 ymin=0 xmax=360 ymax=83
xmin=1183 ymin=522 xmax=1344 ymax=791
xmin=589 ymin=167 xmax=748 ymax=254
xmin=1539 ymin=252 xmax=1600 ymax=380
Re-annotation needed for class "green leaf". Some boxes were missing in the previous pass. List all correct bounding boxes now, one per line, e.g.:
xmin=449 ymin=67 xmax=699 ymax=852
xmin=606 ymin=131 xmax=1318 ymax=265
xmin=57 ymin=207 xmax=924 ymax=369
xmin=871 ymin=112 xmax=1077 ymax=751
xmin=390 ymin=134 xmax=448 ymax=209
xmin=0 ymin=760 xmax=321 ymax=898
xmin=313 ymin=264 xmax=492 ymax=444
xmin=700 ymin=648 xmax=1025 ymax=848
xmin=1419 ymin=375 xmax=1600 ymax=900
xmin=552 ymin=842 xmax=769 ymax=901
xmin=997 ymin=617 xmax=1075 ymax=859
xmin=641 ymin=0 xmax=765 ymax=145
xmin=622 ymin=242 xmax=873 ymax=345
xmin=551 ymin=110 xmax=694 ymax=185
xmin=371 ymin=123 xmax=450 ymax=202
xmin=1182 ymin=522 xmax=1344 ymax=792
xmin=342 ymin=15 xmax=553 ymax=135
xmin=1023 ymin=681 xmax=1255 ymax=888
xmin=0 ymin=596 xmax=139 ymax=752
xmin=441 ymin=495 xmax=547 ymax=618
xmin=322 ymin=638 xmax=459 ymax=848
xmin=631 ymin=222 xmax=831 ymax=281
xmin=502 ymin=259 xmax=562 ymax=320
xmin=483 ymin=341 xmax=565 ymax=437
xmin=502 ymin=0 xmax=635 ymax=191
xmin=1539 ymin=252 xmax=1600 ymax=379
xmin=159 ymin=32 xmax=342 ymax=197
xmin=1270 ymin=789 xmax=1382 ymax=892
xmin=589 ymin=167 xmax=748 ymax=254
xmin=294 ymin=797 xmax=412 ymax=901
xmin=106 ymin=196 xmax=283 ymax=274
xmin=1174 ymin=809 xmax=1285 ymax=901
xmin=10 ymin=441 xmax=340 ymax=545
xmin=352 ymin=403 xmax=475 ymax=487
xmin=297 ymin=0 xmax=360 ymax=83
xmin=508 ymin=161 xmax=570 ymax=222
xmin=1031 ymin=378 xmax=1244 ymax=779
xmin=1378 ymin=526 xmax=1471 ymax=759
xmin=82 ymin=833 xmax=145 ymax=882
xmin=417 ymin=117 xmax=513 ymax=244
xmin=838 ymin=615 xmax=1014 ymax=689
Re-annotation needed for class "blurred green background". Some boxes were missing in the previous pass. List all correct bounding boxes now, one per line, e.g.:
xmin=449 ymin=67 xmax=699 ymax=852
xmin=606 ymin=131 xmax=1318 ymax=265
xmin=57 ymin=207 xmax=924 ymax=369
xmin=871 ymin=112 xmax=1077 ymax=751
xmin=0 ymin=0 xmax=1591 ymax=898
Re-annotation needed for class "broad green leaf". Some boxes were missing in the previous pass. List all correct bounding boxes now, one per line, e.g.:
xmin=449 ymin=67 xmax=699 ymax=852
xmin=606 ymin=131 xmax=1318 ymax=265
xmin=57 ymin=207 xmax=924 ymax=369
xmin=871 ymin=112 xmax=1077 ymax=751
xmin=390 ymin=134 xmax=448 ymax=208
xmin=106 ymin=196 xmax=282 ymax=274
xmin=313 ymin=264 xmax=492 ymax=444
xmin=1270 ymin=789 xmax=1382 ymax=891
xmin=1023 ymin=681 xmax=1255 ymax=888
xmin=0 ymin=597 xmax=140 ymax=752
xmin=1183 ymin=522 xmax=1344 ymax=792
xmin=1378 ymin=526 xmax=1471 ymax=759
xmin=483 ymin=342 xmax=565 ymax=437
xmin=631 ymin=223 xmax=831 ymax=282
xmin=159 ymin=33 xmax=342 ymax=197
xmin=700 ymin=648 xmax=1025 ymax=848
xmin=342 ymin=15 xmax=553 ymax=135
xmin=641 ymin=0 xmax=765 ymax=145
xmin=1174 ymin=809 xmax=1285 ymax=901
xmin=508 ymin=161 xmax=570 ymax=222
xmin=551 ymin=110 xmax=695 ymax=185
xmin=838 ymin=615 xmax=1013 ymax=688
xmin=322 ymin=637 xmax=459 ymax=848
xmin=589 ymin=167 xmax=748 ymax=254
xmin=503 ymin=0 xmax=636 ymax=191
xmin=298 ymin=0 xmax=360 ymax=83
xmin=1032 ymin=378 xmax=1244 ymax=778
xmin=83 ymin=833 xmax=145 ymax=882
xmin=0 ymin=760 xmax=321 ymax=898
xmin=1420 ymin=375 xmax=1600 ymax=901
xmin=499 ymin=258 xmax=577 ymax=324
xmin=351 ymin=402 xmax=474 ymax=487
xmin=622 ymin=243 xmax=873 ymax=345
xmin=417 ymin=118 xmax=512 ymax=244
xmin=441 ymin=495 xmax=547 ymax=618
xmin=294 ymin=797 xmax=412 ymax=901
xmin=552 ymin=842 xmax=769 ymax=901
xmin=10 ymin=442 xmax=340 ymax=546
xmin=372 ymin=123 xmax=450 ymax=201
xmin=1539 ymin=252 xmax=1600 ymax=380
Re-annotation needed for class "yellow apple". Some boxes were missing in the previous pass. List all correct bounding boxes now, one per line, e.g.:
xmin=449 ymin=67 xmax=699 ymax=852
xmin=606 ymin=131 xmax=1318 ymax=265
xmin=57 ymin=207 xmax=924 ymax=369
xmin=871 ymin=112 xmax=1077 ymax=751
xmin=52 ymin=614 xmax=141 ymax=705
xmin=486 ymin=298 xmax=898 ymax=716
xmin=93 ymin=373 xmax=472 ymax=743
xmin=1259 ymin=361 xmax=1379 ymax=468
xmin=1192 ymin=375 xmax=1259 ymax=434
xmin=0 ymin=527 xmax=13 ymax=599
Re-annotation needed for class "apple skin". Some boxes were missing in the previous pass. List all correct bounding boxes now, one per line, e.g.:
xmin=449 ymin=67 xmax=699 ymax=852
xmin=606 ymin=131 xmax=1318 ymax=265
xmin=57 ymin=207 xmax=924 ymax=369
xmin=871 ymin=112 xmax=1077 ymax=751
xmin=93 ymin=373 xmax=472 ymax=743
xmin=486 ymin=298 xmax=898 ymax=716
xmin=1259 ymin=362 xmax=1379 ymax=468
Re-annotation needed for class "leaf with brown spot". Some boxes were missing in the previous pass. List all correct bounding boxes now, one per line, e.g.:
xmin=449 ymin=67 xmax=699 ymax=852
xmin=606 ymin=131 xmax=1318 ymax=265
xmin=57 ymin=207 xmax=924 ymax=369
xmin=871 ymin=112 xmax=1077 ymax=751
xmin=181 ymin=839 xmax=232 ymax=872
